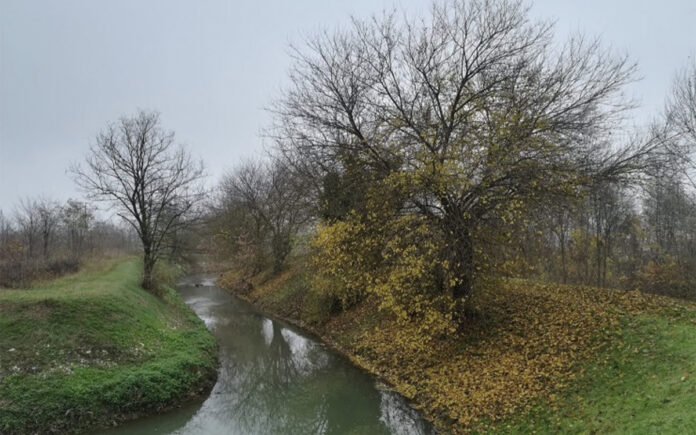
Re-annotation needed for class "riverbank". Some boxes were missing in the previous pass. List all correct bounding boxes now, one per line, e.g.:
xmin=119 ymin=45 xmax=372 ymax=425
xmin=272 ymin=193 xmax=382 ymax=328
xmin=219 ymin=259 xmax=696 ymax=433
xmin=0 ymin=258 xmax=218 ymax=434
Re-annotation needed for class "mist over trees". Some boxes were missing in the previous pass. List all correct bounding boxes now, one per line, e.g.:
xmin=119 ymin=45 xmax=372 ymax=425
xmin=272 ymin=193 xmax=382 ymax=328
xmin=206 ymin=0 xmax=696 ymax=333
xmin=2 ymin=0 xmax=695 ymax=318
xmin=1 ymin=111 xmax=206 ymax=291
xmin=0 ymin=198 xmax=137 ymax=287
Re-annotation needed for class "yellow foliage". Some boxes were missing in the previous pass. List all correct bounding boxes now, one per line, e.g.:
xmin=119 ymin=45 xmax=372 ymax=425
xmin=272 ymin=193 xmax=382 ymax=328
xmin=322 ymin=280 xmax=695 ymax=433
xmin=222 ymin=245 xmax=696 ymax=433
xmin=311 ymin=204 xmax=458 ymax=340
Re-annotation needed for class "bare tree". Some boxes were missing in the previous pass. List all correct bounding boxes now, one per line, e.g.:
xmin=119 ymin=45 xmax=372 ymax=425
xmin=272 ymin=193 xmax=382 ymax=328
xmin=72 ymin=110 xmax=205 ymax=290
xmin=665 ymin=59 xmax=696 ymax=187
xmin=61 ymin=199 xmax=94 ymax=260
xmin=35 ymin=198 xmax=60 ymax=260
xmin=589 ymin=183 xmax=632 ymax=288
xmin=545 ymin=204 xmax=574 ymax=284
xmin=220 ymin=159 xmax=312 ymax=274
xmin=271 ymin=0 xmax=642 ymax=300
xmin=15 ymin=199 xmax=40 ymax=258
xmin=0 ymin=210 xmax=11 ymax=248
xmin=13 ymin=197 xmax=60 ymax=260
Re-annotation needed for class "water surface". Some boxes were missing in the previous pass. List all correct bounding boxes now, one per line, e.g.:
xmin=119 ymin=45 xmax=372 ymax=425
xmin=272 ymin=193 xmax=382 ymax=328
xmin=100 ymin=276 xmax=434 ymax=434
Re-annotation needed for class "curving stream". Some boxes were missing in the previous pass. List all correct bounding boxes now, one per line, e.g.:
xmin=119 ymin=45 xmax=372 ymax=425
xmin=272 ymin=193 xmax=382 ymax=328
xmin=99 ymin=275 xmax=434 ymax=435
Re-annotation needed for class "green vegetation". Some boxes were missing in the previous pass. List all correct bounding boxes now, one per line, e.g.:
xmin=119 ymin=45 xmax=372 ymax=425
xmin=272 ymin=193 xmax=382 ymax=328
xmin=221 ymin=263 xmax=696 ymax=434
xmin=0 ymin=258 xmax=217 ymax=434
xmin=495 ymin=315 xmax=696 ymax=434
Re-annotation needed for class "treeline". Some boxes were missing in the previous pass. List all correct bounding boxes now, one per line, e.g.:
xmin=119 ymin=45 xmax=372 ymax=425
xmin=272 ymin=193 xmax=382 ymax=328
xmin=0 ymin=198 xmax=137 ymax=287
xmin=207 ymin=0 xmax=696 ymax=336
xmin=519 ymin=58 xmax=696 ymax=297
xmin=515 ymin=174 xmax=696 ymax=297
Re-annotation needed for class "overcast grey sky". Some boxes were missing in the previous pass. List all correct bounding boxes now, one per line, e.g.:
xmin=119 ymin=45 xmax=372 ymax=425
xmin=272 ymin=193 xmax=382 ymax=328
xmin=1 ymin=0 xmax=694 ymax=211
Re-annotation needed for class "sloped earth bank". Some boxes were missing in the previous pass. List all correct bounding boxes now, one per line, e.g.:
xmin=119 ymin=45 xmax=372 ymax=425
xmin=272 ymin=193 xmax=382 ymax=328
xmin=99 ymin=275 xmax=434 ymax=434
xmin=0 ymin=259 xmax=218 ymax=434
xmin=219 ymin=263 xmax=696 ymax=434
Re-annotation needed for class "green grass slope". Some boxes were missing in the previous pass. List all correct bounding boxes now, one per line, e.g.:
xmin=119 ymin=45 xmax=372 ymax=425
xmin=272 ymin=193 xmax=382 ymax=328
xmin=0 ymin=258 xmax=218 ymax=434
xmin=496 ymin=314 xmax=696 ymax=434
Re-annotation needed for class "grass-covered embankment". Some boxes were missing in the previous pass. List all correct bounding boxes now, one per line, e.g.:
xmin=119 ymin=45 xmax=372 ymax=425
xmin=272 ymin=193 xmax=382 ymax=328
xmin=220 ymin=260 xmax=696 ymax=434
xmin=0 ymin=258 xmax=218 ymax=434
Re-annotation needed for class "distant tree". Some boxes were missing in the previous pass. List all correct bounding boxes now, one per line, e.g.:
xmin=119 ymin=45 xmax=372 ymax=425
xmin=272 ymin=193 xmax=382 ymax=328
xmin=15 ymin=199 xmax=40 ymax=258
xmin=0 ymin=210 xmax=12 ymax=250
xmin=635 ymin=58 xmax=696 ymax=297
xmin=61 ymin=199 xmax=94 ymax=260
xmin=665 ymin=58 xmax=696 ymax=186
xmin=220 ymin=159 xmax=311 ymax=274
xmin=72 ymin=110 xmax=205 ymax=290
xmin=35 ymin=198 xmax=60 ymax=260
xmin=589 ymin=183 xmax=632 ymax=288
xmin=0 ymin=211 xmax=9 ymax=242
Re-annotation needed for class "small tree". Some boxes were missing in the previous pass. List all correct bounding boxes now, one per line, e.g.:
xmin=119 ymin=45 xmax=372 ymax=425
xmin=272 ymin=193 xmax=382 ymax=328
xmin=0 ymin=210 xmax=10 ymax=247
xmin=15 ymin=198 xmax=40 ymax=258
xmin=61 ymin=199 xmax=94 ymax=260
xmin=35 ymin=198 xmax=60 ymax=260
xmin=72 ymin=110 xmax=205 ymax=290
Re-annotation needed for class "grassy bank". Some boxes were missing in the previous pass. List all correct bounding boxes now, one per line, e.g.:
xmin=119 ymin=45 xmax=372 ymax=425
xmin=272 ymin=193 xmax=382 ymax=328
xmin=0 ymin=258 xmax=218 ymax=434
xmin=220 ymin=260 xmax=696 ymax=434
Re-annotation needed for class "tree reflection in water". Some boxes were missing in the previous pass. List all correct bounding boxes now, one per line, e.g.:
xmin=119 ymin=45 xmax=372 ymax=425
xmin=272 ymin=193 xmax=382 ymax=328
xmin=99 ymin=277 xmax=433 ymax=435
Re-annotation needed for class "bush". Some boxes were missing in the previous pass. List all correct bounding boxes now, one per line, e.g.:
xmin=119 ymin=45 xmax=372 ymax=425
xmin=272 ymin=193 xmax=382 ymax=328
xmin=0 ymin=257 xmax=80 ymax=288
xmin=46 ymin=258 xmax=80 ymax=276
xmin=310 ymin=219 xmax=373 ymax=312
xmin=150 ymin=260 xmax=184 ymax=295
xmin=637 ymin=259 xmax=696 ymax=299
xmin=311 ymin=207 xmax=457 ymax=339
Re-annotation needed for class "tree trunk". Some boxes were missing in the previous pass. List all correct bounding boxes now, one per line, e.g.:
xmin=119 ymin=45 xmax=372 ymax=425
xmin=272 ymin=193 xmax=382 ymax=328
xmin=451 ymin=245 xmax=474 ymax=299
xmin=271 ymin=232 xmax=291 ymax=274
xmin=142 ymin=248 xmax=156 ymax=290
xmin=560 ymin=233 xmax=567 ymax=284
xmin=595 ymin=237 xmax=603 ymax=288
xmin=443 ymin=214 xmax=475 ymax=301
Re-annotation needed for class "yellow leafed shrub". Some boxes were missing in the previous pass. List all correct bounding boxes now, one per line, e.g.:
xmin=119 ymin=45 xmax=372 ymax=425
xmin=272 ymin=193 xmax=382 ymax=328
xmin=311 ymin=201 xmax=457 ymax=339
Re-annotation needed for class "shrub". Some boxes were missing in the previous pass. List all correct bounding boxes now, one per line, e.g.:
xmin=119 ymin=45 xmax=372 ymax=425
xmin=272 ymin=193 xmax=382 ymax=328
xmin=311 ymin=197 xmax=458 ymax=340
xmin=0 ymin=257 xmax=80 ymax=288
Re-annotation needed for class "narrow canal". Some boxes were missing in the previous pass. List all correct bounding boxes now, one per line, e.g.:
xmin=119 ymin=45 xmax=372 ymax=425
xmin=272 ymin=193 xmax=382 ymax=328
xmin=100 ymin=275 xmax=434 ymax=434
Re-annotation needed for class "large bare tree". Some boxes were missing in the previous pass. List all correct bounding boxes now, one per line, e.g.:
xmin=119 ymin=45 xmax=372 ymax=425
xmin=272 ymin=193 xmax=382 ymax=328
xmin=271 ymin=0 xmax=645 ymax=300
xmin=73 ymin=110 xmax=205 ymax=290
